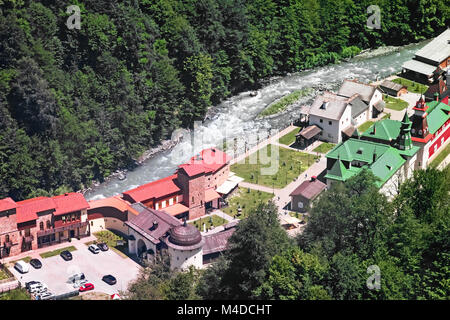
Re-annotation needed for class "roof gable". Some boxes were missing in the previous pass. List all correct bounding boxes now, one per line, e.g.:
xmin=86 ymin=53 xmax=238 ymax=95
xmin=0 ymin=197 xmax=18 ymax=212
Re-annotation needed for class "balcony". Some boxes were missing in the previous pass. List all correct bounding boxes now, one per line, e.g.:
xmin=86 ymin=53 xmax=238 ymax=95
xmin=37 ymin=221 xmax=89 ymax=237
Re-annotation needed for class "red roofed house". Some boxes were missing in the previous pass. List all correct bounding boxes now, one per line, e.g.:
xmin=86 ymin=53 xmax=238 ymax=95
xmin=0 ymin=198 xmax=20 ymax=258
xmin=122 ymin=148 xmax=231 ymax=221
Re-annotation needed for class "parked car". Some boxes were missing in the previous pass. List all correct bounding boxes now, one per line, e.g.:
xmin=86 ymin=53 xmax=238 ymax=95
xmin=25 ymin=281 xmax=40 ymax=290
xmin=97 ymin=243 xmax=109 ymax=251
xmin=14 ymin=260 xmax=30 ymax=273
xmin=102 ymin=275 xmax=117 ymax=285
xmin=79 ymin=283 xmax=95 ymax=292
xmin=35 ymin=291 xmax=53 ymax=300
xmin=30 ymin=258 xmax=42 ymax=269
xmin=28 ymin=282 xmax=47 ymax=294
xmin=60 ymin=250 xmax=73 ymax=261
xmin=88 ymin=244 xmax=100 ymax=254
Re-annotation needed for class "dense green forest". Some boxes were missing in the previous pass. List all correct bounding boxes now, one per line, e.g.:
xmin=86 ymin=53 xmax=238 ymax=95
xmin=124 ymin=167 xmax=450 ymax=300
xmin=0 ymin=0 xmax=449 ymax=200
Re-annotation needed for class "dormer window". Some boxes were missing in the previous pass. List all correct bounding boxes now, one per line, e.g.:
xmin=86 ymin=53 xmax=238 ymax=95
xmin=386 ymin=165 xmax=392 ymax=170
xmin=356 ymin=148 xmax=363 ymax=155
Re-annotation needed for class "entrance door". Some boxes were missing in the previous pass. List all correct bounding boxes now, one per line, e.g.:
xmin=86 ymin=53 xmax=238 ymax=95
xmin=70 ymin=230 xmax=75 ymax=238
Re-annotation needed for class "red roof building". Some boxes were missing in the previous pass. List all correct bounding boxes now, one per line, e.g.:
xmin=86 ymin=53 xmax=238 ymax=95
xmin=122 ymin=175 xmax=181 ymax=205
xmin=0 ymin=197 xmax=18 ymax=212
xmin=289 ymin=177 xmax=327 ymax=213
xmin=16 ymin=197 xmax=56 ymax=224
xmin=52 ymin=193 xmax=90 ymax=216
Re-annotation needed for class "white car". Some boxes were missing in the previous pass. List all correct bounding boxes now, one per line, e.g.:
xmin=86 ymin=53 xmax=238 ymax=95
xmin=14 ymin=260 xmax=30 ymax=273
xmin=88 ymin=244 xmax=100 ymax=254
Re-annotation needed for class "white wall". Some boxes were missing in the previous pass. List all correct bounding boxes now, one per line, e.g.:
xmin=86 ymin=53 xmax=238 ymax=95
xmin=88 ymin=217 xmax=128 ymax=234
xmin=168 ymin=246 xmax=203 ymax=270
xmin=310 ymin=105 xmax=351 ymax=144
xmin=369 ymin=89 xmax=383 ymax=118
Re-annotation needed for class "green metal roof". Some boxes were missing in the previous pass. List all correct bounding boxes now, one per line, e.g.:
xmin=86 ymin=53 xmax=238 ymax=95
xmin=325 ymin=138 xmax=408 ymax=187
xmin=361 ymin=119 xmax=401 ymax=141
xmin=426 ymin=101 xmax=450 ymax=134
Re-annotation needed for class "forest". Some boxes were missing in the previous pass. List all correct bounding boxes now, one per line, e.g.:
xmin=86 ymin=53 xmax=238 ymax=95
xmin=0 ymin=0 xmax=449 ymax=200
xmin=124 ymin=167 xmax=450 ymax=300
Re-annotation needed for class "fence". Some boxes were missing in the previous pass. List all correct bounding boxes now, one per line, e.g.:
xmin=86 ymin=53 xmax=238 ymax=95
xmin=0 ymin=280 xmax=20 ymax=293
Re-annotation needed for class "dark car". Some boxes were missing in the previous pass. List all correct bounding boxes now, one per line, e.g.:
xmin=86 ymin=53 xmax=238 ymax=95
xmin=102 ymin=275 xmax=117 ymax=285
xmin=30 ymin=259 xmax=42 ymax=269
xmin=97 ymin=243 xmax=109 ymax=251
xmin=60 ymin=250 xmax=73 ymax=261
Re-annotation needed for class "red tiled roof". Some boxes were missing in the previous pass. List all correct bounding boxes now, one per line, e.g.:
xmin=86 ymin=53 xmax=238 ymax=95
xmin=123 ymin=175 xmax=181 ymax=203
xmin=88 ymin=195 xmax=139 ymax=216
xmin=289 ymin=179 xmax=327 ymax=200
xmin=52 ymin=193 xmax=90 ymax=216
xmin=178 ymin=163 xmax=206 ymax=177
xmin=0 ymin=197 xmax=18 ymax=212
xmin=187 ymin=148 xmax=231 ymax=173
xmin=16 ymin=197 xmax=56 ymax=224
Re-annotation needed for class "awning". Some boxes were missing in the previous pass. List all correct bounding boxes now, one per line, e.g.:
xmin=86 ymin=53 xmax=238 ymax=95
xmin=216 ymin=173 xmax=245 ymax=195
xmin=162 ymin=203 xmax=189 ymax=216
xmin=205 ymin=189 xmax=221 ymax=203
xmin=297 ymin=125 xmax=322 ymax=140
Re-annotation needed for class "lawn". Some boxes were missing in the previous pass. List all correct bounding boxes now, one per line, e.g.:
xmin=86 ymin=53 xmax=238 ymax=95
xmin=358 ymin=121 xmax=375 ymax=133
xmin=429 ymin=142 xmax=450 ymax=168
xmin=278 ymin=127 xmax=301 ymax=146
xmin=92 ymin=230 xmax=129 ymax=258
xmin=231 ymin=144 xmax=319 ymax=188
xmin=0 ymin=288 xmax=30 ymax=300
xmin=222 ymin=187 xmax=274 ymax=219
xmin=40 ymin=245 xmax=77 ymax=259
xmin=259 ymin=88 xmax=313 ymax=117
xmin=9 ymin=256 xmax=32 ymax=265
xmin=0 ymin=267 xmax=12 ymax=281
xmin=384 ymin=95 xmax=408 ymax=111
xmin=392 ymin=77 xmax=429 ymax=94
xmin=313 ymin=142 xmax=335 ymax=154
xmin=190 ymin=215 xmax=228 ymax=232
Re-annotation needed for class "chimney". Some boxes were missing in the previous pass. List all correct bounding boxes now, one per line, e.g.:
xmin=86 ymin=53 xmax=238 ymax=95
xmin=310 ymin=176 xmax=317 ymax=182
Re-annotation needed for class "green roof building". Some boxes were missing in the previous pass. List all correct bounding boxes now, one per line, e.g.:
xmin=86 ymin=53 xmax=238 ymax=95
xmin=325 ymin=112 xmax=420 ymax=195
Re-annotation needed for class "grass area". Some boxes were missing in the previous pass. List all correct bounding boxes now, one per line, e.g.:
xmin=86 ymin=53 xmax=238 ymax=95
xmin=392 ymin=77 xmax=429 ymax=94
xmin=231 ymin=144 xmax=319 ymax=188
xmin=222 ymin=187 xmax=274 ymax=219
xmin=278 ymin=127 xmax=301 ymax=146
xmin=0 ymin=267 xmax=11 ymax=281
xmin=190 ymin=215 xmax=228 ymax=231
xmin=358 ymin=121 xmax=375 ymax=133
xmin=0 ymin=288 xmax=31 ymax=300
xmin=40 ymin=245 xmax=77 ymax=259
xmin=313 ymin=142 xmax=335 ymax=154
xmin=288 ymin=211 xmax=309 ymax=223
xmin=93 ymin=230 xmax=129 ymax=258
xmin=259 ymin=89 xmax=313 ymax=117
xmin=384 ymin=95 xmax=408 ymax=111
xmin=9 ymin=256 xmax=32 ymax=266
xmin=429 ymin=142 xmax=450 ymax=168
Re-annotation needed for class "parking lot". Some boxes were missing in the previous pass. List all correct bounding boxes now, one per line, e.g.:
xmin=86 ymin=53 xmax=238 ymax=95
xmin=8 ymin=242 xmax=142 ymax=297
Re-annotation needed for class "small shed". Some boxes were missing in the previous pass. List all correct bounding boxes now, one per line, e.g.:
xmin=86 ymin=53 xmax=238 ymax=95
xmin=295 ymin=125 xmax=322 ymax=148
xmin=289 ymin=177 xmax=327 ymax=213
xmin=379 ymin=80 xmax=408 ymax=97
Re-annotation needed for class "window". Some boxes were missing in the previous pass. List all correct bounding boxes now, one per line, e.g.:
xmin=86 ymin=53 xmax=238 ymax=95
xmin=169 ymin=198 xmax=174 ymax=206
xmin=298 ymin=202 xmax=304 ymax=209
xmin=5 ymin=235 xmax=9 ymax=243
xmin=155 ymin=203 xmax=159 ymax=210
xmin=319 ymin=119 xmax=323 ymax=123
xmin=40 ymin=222 xmax=44 ymax=231
xmin=162 ymin=201 xmax=166 ymax=208
xmin=192 ymin=196 xmax=195 ymax=203
xmin=329 ymin=121 xmax=332 ymax=126
xmin=90 ymin=221 xmax=93 ymax=226
xmin=46 ymin=221 xmax=51 ymax=229
xmin=62 ymin=216 xmax=66 ymax=223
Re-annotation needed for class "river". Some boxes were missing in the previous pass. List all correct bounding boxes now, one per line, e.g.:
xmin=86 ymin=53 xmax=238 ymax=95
xmin=84 ymin=41 xmax=428 ymax=201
